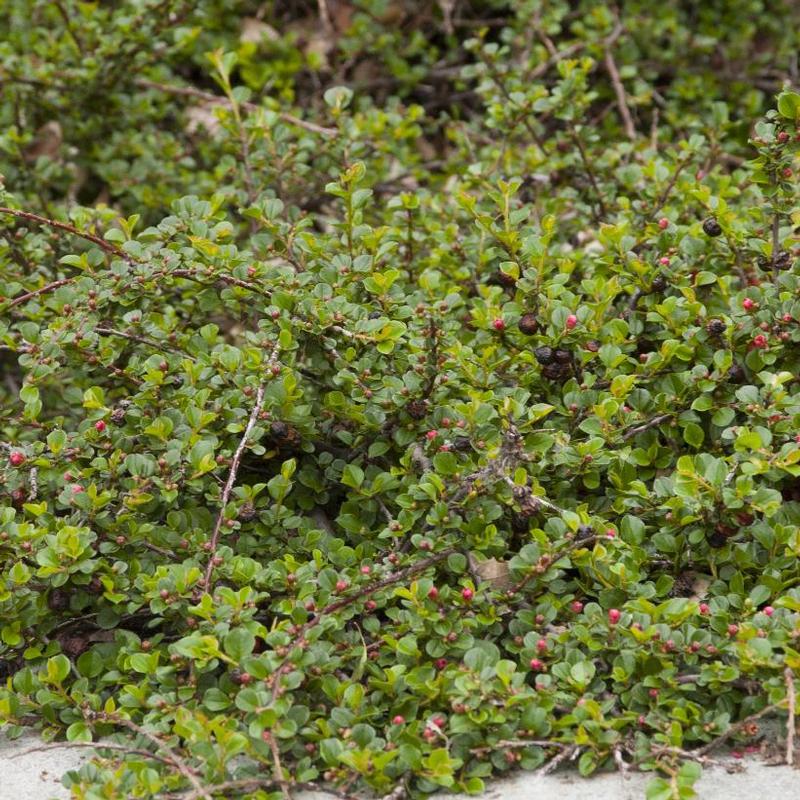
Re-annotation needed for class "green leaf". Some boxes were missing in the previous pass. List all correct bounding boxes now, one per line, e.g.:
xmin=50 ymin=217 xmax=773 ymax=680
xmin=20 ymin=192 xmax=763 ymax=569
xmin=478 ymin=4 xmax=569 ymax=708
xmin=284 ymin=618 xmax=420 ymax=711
xmin=777 ymin=91 xmax=800 ymax=119
xmin=66 ymin=722 xmax=93 ymax=742
xmin=645 ymin=778 xmax=674 ymax=800
xmin=47 ymin=429 xmax=67 ymax=454
xmin=341 ymin=463 xmax=364 ymax=489
xmin=683 ymin=423 xmax=704 ymax=448
xmin=46 ymin=655 xmax=71 ymax=684
xmin=224 ymin=628 xmax=255 ymax=662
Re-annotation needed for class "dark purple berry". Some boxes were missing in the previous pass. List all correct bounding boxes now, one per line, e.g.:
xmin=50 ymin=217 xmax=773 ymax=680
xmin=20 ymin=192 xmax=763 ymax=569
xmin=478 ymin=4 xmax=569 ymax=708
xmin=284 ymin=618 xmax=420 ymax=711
xmin=518 ymin=313 xmax=539 ymax=335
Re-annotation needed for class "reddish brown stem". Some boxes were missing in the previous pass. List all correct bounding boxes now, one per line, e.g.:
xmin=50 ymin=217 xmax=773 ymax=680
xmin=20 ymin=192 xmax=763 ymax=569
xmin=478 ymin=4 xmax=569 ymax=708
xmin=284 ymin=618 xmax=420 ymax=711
xmin=4 ymin=278 xmax=74 ymax=309
xmin=270 ymin=547 xmax=458 ymax=700
xmin=202 ymin=380 xmax=269 ymax=592
xmin=134 ymin=79 xmax=338 ymax=138
xmin=0 ymin=207 xmax=131 ymax=260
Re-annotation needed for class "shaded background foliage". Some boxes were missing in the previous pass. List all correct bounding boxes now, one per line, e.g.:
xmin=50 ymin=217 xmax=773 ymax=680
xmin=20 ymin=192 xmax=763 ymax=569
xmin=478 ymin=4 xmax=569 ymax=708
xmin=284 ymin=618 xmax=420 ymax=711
xmin=1 ymin=1 xmax=800 ymax=799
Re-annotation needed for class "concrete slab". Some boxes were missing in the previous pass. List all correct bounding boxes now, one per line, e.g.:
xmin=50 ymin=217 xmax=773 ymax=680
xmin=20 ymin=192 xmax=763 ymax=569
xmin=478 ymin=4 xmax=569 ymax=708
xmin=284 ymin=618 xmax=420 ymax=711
xmin=0 ymin=732 xmax=89 ymax=800
xmin=2 ymin=730 xmax=800 ymax=800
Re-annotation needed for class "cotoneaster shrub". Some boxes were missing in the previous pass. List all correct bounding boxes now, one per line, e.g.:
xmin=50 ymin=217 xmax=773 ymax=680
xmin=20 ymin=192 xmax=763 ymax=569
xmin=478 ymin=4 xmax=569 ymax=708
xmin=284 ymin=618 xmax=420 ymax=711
xmin=1 ymin=3 xmax=800 ymax=799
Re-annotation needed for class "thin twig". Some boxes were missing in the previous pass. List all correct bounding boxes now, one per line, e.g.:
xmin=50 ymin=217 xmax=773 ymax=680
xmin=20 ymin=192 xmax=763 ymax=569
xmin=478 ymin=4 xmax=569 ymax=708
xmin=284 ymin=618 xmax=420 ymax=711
xmin=652 ymin=157 xmax=691 ymax=216
xmin=613 ymin=747 xmax=630 ymax=777
xmin=529 ymin=42 xmax=586 ymax=80
xmin=202 ymin=379 xmax=270 ymax=592
xmin=269 ymin=548 xmax=458 ymax=701
xmin=99 ymin=714 xmax=211 ymax=800
xmin=603 ymin=44 xmax=635 ymax=140
xmin=535 ymin=744 xmax=579 ymax=776
xmin=28 ymin=467 xmax=38 ymax=501
xmin=170 ymin=268 xmax=271 ymax=299
xmin=621 ymin=413 xmax=673 ymax=441
xmin=317 ymin=0 xmax=334 ymax=39
xmin=4 ymin=278 xmax=74 ymax=309
xmin=627 ymin=288 xmax=643 ymax=312
xmin=410 ymin=444 xmax=432 ymax=472
xmin=265 ymin=732 xmax=292 ymax=800
xmin=7 ymin=738 xmax=176 ymax=768
xmin=95 ymin=327 xmax=182 ymax=353
xmin=648 ymin=745 xmax=723 ymax=768
xmin=134 ymin=79 xmax=338 ymax=137
xmin=509 ymin=533 xmax=597 ymax=595
xmin=481 ymin=58 xmax=548 ymax=153
xmin=786 ymin=667 xmax=795 ymax=766
xmin=470 ymin=739 xmax=568 ymax=755
xmin=692 ymin=701 xmax=785 ymax=757
xmin=568 ymin=126 xmax=606 ymax=221
xmin=52 ymin=0 xmax=85 ymax=55
xmin=141 ymin=541 xmax=176 ymax=558
xmin=772 ymin=214 xmax=781 ymax=280
xmin=0 ymin=207 xmax=130 ymax=260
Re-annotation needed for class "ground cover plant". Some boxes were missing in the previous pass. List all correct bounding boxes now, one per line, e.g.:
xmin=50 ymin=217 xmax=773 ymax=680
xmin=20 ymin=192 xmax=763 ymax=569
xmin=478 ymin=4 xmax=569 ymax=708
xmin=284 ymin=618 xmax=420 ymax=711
xmin=1 ymin=1 xmax=800 ymax=799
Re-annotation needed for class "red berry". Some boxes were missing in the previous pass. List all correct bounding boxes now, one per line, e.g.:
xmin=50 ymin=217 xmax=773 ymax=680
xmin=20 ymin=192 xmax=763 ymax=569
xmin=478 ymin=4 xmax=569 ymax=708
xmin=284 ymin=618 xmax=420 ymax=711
xmin=71 ymin=484 xmax=84 ymax=494
xmin=335 ymin=579 xmax=348 ymax=592
xmin=427 ymin=587 xmax=439 ymax=600
xmin=360 ymin=565 xmax=371 ymax=575
xmin=659 ymin=256 xmax=670 ymax=266
xmin=606 ymin=528 xmax=616 ymax=538
xmin=658 ymin=217 xmax=669 ymax=229
xmin=392 ymin=715 xmax=405 ymax=725
xmin=461 ymin=587 xmax=474 ymax=602
xmin=608 ymin=608 xmax=621 ymax=624
xmin=753 ymin=334 xmax=768 ymax=349
xmin=764 ymin=606 xmax=774 ymax=617
xmin=426 ymin=430 xmax=438 ymax=441
xmin=529 ymin=658 xmax=545 ymax=671
xmin=742 ymin=298 xmax=755 ymax=311
xmin=699 ymin=603 xmax=710 ymax=614
xmin=648 ymin=688 xmax=659 ymax=699
xmin=778 ymin=131 xmax=790 ymax=143
xmin=565 ymin=314 xmax=578 ymax=330
xmin=95 ymin=420 xmax=106 ymax=432
xmin=8 ymin=452 xmax=25 ymax=467
xmin=728 ymin=624 xmax=739 ymax=637
xmin=239 ymin=672 xmax=252 ymax=685
xmin=783 ymin=168 xmax=793 ymax=178
xmin=435 ymin=658 xmax=448 ymax=669
xmin=783 ymin=314 xmax=793 ymax=323
xmin=536 ymin=638 xmax=547 ymax=652
xmin=492 ymin=318 xmax=506 ymax=331
xmin=365 ymin=599 xmax=377 ymax=611
xmin=571 ymin=600 xmax=584 ymax=614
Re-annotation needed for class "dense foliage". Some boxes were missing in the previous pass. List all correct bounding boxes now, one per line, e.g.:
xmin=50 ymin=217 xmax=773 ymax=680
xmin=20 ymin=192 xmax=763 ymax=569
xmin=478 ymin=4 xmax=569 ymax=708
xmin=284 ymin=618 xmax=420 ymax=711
xmin=2 ymin=2 xmax=800 ymax=799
